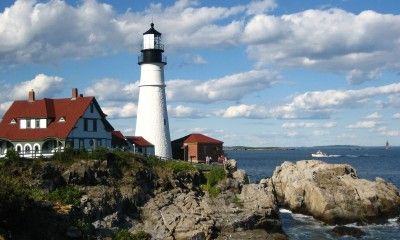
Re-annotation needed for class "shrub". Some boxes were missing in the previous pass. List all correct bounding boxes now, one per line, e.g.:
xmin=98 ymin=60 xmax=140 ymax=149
xmin=47 ymin=186 xmax=82 ymax=206
xmin=91 ymin=147 xmax=109 ymax=160
xmin=163 ymin=160 xmax=196 ymax=173
xmin=113 ymin=229 xmax=151 ymax=240
xmin=5 ymin=148 xmax=20 ymax=164
xmin=202 ymin=166 xmax=226 ymax=198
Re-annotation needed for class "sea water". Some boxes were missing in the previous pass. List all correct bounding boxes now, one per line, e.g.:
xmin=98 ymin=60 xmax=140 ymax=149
xmin=226 ymin=146 xmax=400 ymax=240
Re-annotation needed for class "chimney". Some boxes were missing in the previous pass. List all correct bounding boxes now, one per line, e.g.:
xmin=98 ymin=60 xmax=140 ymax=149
xmin=28 ymin=89 xmax=35 ymax=102
xmin=71 ymin=88 xmax=78 ymax=100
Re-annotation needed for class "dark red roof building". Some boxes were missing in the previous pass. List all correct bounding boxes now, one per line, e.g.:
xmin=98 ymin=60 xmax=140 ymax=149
xmin=0 ymin=88 xmax=114 ymax=157
xmin=171 ymin=133 xmax=224 ymax=162
xmin=126 ymin=136 xmax=154 ymax=155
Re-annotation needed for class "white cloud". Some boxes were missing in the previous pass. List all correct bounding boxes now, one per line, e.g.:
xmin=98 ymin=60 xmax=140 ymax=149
xmin=11 ymin=73 xmax=64 ymax=100
xmin=271 ymin=83 xmax=400 ymax=119
xmin=168 ymin=105 xmax=205 ymax=118
xmin=347 ymin=120 xmax=377 ymax=129
xmin=216 ymin=82 xmax=400 ymax=120
xmin=85 ymin=69 xmax=279 ymax=103
xmin=219 ymin=104 xmax=270 ymax=118
xmin=281 ymin=122 xmax=336 ymax=129
xmin=191 ymin=55 xmax=207 ymax=64
xmin=167 ymin=69 xmax=279 ymax=103
xmin=102 ymin=102 xmax=137 ymax=118
xmin=0 ymin=0 xmax=246 ymax=65
xmin=286 ymin=131 xmax=298 ymax=137
xmin=246 ymin=0 xmax=277 ymax=15
xmin=393 ymin=113 xmax=400 ymax=119
xmin=364 ymin=112 xmax=381 ymax=120
xmin=244 ymin=9 xmax=400 ymax=83
xmin=376 ymin=126 xmax=400 ymax=137
xmin=84 ymin=78 xmax=139 ymax=102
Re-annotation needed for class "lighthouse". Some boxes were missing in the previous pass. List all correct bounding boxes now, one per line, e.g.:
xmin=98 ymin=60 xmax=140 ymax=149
xmin=135 ymin=23 xmax=172 ymax=159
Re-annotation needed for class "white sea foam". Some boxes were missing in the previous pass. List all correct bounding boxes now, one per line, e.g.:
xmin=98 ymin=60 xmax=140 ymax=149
xmin=279 ymin=208 xmax=292 ymax=214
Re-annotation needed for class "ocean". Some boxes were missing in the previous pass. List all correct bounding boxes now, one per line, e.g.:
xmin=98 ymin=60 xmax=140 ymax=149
xmin=226 ymin=146 xmax=400 ymax=240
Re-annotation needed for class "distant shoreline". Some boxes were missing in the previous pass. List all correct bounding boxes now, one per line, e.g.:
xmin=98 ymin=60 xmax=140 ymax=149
xmin=223 ymin=145 xmax=397 ymax=151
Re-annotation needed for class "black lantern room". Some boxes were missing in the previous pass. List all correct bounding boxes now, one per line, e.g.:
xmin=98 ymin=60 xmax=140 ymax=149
xmin=138 ymin=23 xmax=167 ymax=65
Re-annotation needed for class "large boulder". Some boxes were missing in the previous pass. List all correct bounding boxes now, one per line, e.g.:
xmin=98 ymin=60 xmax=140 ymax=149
xmin=133 ymin=179 xmax=284 ymax=239
xmin=271 ymin=160 xmax=400 ymax=224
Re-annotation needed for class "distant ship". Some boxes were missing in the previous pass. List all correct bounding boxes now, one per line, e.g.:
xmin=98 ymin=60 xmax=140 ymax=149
xmin=311 ymin=150 xmax=328 ymax=158
xmin=386 ymin=140 xmax=390 ymax=150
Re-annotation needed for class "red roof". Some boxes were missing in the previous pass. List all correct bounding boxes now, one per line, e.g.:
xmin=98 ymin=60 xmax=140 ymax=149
xmin=0 ymin=96 xmax=113 ymax=141
xmin=112 ymin=131 xmax=127 ymax=146
xmin=174 ymin=133 xmax=223 ymax=144
xmin=125 ymin=136 xmax=154 ymax=147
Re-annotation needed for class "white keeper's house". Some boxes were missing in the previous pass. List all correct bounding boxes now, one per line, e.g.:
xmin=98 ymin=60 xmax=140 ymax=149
xmin=0 ymin=88 xmax=114 ymax=158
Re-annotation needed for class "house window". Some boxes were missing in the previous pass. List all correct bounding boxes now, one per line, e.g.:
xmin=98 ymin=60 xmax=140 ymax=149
xmin=96 ymin=139 xmax=102 ymax=146
xmin=84 ymin=119 xmax=88 ymax=131
xmin=93 ymin=119 xmax=97 ymax=132
xmin=84 ymin=119 xmax=97 ymax=132
xmin=79 ymin=139 xmax=84 ymax=149
xmin=10 ymin=119 xmax=16 ymax=124
xmin=35 ymin=119 xmax=40 ymax=128
xmin=16 ymin=146 xmax=22 ymax=153
xmin=89 ymin=139 xmax=94 ymax=147
xmin=26 ymin=119 xmax=31 ymax=128
xmin=34 ymin=145 xmax=39 ymax=152
xmin=25 ymin=145 xmax=31 ymax=153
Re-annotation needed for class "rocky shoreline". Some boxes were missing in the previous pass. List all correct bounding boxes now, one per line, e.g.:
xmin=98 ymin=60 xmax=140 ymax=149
xmin=0 ymin=153 xmax=399 ymax=239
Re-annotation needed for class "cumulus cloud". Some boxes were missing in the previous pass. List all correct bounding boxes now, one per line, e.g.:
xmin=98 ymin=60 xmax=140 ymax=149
xmin=167 ymin=69 xmax=279 ymax=103
xmin=85 ymin=69 xmax=278 ymax=104
xmin=218 ymin=104 xmax=270 ymax=118
xmin=0 ymin=0 xmax=247 ymax=65
xmin=11 ymin=73 xmax=64 ymax=100
xmin=364 ymin=112 xmax=381 ymax=120
xmin=102 ymin=102 xmax=137 ymax=118
xmin=168 ymin=105 xmax=206 ymax=118
xmin=84 ymin=78 xmax=139 ymax=102
xmin=271 ymin=83 xmax=400 ymax=119
xmin=393 ymin=113 xmax=400 ymax=119
xmin=281 ymin=122 xmax=336 ymax=129
xmin=347 ymin=120 xmax=378 ymax=129
xmin=376 ymin=126 xmax=400 ymax=137
xmin=243 ymin=9 xmax=400 ymax=83
xmin=246 ymin=0 xmax=277 ymax=15
xmin=217 ymin=82 xmax=400 ymax=120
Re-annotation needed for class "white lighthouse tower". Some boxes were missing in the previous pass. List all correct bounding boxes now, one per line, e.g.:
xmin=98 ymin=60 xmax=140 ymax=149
xmin=135 ymin=23 xmax=172 ymax=159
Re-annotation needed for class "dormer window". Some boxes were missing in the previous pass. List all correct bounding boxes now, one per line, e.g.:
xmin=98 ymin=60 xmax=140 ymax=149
xmin=10 ymin=119 xmax=16 ymax=124
xmin=35 ymin=119 xmax=40 ymax=128
xmin=59 ymin=117 xmax=66 ymax=123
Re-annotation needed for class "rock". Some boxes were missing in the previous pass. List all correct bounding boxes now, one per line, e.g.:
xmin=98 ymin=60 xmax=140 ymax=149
xmin=63 ymin=161 xmax=109 ymax=185
xmin=66 ymin=226 xmax=82 ymax=238
xmin=216 ymin=229 xmax=287 ymax=240
xmin=331 ymin=226 xmax=366 ymax=238
xmin=41 ymin=163 xmax=66 ymax=190
xmin=225 ymin=159 xmax=237 ymax=175
xmin=271 ymin=160 xmax=400 ymax=224
xmin=233 ymin=169 xmax=249 ymax=185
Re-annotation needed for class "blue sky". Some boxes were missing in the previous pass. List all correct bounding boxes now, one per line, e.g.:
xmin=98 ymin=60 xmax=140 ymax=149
xmin=0 ymin=0 xmax=399 ymax=147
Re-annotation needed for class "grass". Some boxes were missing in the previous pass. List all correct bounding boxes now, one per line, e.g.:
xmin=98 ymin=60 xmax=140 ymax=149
xmin=113 ymin=229 xmax=151 ymax=240
xmin=202 ymin=166 xmax=226 ymax=198
xmin=232 ymin=195 xmax=244 ymax=208
xmin=31 ymin=186 xmax=82 ymax=206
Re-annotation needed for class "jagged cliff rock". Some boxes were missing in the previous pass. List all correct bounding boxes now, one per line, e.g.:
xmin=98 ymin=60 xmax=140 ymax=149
xmin=271 ymin=160 xmax=400 ymax=224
